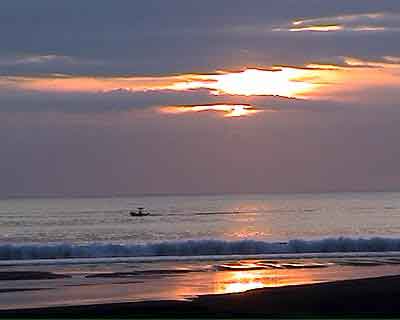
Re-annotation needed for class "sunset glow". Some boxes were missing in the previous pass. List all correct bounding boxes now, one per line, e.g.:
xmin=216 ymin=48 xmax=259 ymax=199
xmin=284 ymin=12 xmax=396 ymax=33
xmin=289 ymin=25 xmax=343 ymax=32
xmin=0 ymin=67 xmax=323 ymax=99
xmin=214 ymin=268 xmax=316 ymax=294
xmin=172 ymin=68 xmax=319 ymax=97
xmin=161 ymin=104 xmax=261 ymax=117
xmin=2 ymin=60 xmax=400 ymax=112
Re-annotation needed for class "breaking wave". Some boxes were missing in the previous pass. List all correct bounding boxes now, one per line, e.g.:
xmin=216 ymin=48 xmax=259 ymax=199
xmin=2 ymin=237 xmax=400 ymax=260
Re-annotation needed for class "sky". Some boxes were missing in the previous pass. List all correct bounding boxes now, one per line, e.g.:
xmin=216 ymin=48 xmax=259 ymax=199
xmin=1 ymin=0 xmax=400 ymax=197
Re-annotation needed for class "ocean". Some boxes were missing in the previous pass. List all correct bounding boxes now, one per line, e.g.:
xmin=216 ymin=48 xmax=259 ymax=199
xmin=2 ymin=192 xmax=400 ymax=309
xmin=1 ymin=192 xmax=400 ymax=260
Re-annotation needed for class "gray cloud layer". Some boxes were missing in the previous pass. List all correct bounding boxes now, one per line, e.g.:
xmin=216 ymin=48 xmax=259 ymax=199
xmin=0 ymin=87 xmax=343 ymax=113
xmin=1 ymin=0 xmax=400 ymax=75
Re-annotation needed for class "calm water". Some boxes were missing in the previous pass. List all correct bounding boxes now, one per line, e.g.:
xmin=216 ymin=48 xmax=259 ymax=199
xmin=1 ymin=192 xmax=400 ymax=245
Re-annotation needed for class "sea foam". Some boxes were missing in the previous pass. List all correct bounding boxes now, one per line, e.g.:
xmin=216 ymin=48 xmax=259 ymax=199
xmin=1 ymin=237 xmax=400 ymax=260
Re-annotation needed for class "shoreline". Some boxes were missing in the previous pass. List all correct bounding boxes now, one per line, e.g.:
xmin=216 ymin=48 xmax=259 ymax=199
xmin=3 ymin=250 xmax=400 ymax=266
xmin=2 ymin=274 xmax=400 ymax=318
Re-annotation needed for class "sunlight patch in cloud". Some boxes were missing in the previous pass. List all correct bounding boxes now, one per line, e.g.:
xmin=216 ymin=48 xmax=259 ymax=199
xmin=0 ymin=67 xmax=327 ymax=98
xmin=292 ymin=12 xmax=386 ymax=26
xmin=343 ymin=56 xmax=400 ymax=68
xmin=304 ymin=57 xmax=400 ymax=101
xmin=2 ymin=57 xmax=400 ymax=109
xmin=276 ymin=12 xmax=400 ymax=33
xmin=288 ymin=25 xmax=343 ymax=32
xmin=170 ymin=68 xmax=321 ymax=98
xmin=161 ymin=104 xmax=261 ymax=117
xmin=0 ymin=74 xmax=190 ymax=93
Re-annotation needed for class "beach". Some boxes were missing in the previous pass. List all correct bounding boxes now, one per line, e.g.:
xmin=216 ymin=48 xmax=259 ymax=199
xmin=2 ymin=194 xmax=400 ymax=317
xmin=2 ymin=274 xmax=400 ymax=318
xmin=1 ymin=255 xmax=400 ymax=317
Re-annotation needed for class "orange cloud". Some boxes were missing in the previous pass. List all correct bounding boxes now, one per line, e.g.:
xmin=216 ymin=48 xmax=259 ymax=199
xmin=2 ymin=56 xmax=400 ymax=105
xmin=289 ymin=25 xmax=343 ymax=32
xmin=161 ymin=104 xmax=261 ymax=117
xmin=0 ymin=67 xmax=328 ymax=99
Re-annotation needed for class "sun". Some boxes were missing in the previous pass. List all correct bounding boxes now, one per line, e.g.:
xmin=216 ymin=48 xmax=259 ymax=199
xmin=172 ymin=68 xmax=318 ymax=97
xmin=211 ymin=68 xmax=316 ymax=96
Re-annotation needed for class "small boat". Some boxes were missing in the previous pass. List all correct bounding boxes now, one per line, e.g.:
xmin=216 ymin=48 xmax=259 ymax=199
xmin=129 ymin=207 xmax=150 ymax=217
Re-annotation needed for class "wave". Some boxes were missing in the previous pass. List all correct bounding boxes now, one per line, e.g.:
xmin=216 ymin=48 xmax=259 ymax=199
xmin=1 ymin=237 xmax=400 ymax=260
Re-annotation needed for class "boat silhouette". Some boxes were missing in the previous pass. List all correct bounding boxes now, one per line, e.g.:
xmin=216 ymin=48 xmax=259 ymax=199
xmin=129 ymin=207 xmax=150 ymax=217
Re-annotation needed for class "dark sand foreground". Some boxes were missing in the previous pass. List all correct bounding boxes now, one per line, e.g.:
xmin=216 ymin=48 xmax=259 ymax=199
xmin=2 ymin=275 xmax=400 ymax=318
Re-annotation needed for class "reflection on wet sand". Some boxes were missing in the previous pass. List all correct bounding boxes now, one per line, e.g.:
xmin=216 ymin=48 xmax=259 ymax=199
xmin=166 ymin=260 xmax=400 ymax=301
xmin=214 ymin=268 xmax=314 ymax=294
xmin=216 ymin=271 xmax=269 ymax=293
xmin=3 ymin=259 xmax=400 ymax=310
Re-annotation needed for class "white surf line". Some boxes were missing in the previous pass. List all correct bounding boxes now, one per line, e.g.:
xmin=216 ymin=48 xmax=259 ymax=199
xmin=2 ymin=251 xmax=400 ymax=266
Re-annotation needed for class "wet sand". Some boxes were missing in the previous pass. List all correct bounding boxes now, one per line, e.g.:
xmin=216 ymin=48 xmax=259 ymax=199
xmin=2 ymin=274 xmax=400 ymax=318
xmin=0 ymin=271 xmax=70 ymax=281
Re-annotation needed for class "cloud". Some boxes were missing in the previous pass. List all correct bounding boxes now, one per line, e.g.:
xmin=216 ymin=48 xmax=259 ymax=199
xmin=0 ymin=86 xmax=298 ymax=113
xmin=2 ymin=1 xmax=400 ymax=196
xmin=160 ymin=104 xmax=263 ymax=117
xmin=275 ymin=12 xmax=400 ymax=33
xmin=1 ymin=77 xmax=355 ymax=117
xmin=1 ymin=1 xmax=400 ymax=76
xmin=342 ymin=56 xmax=400 ymax=68
xmin=0 ymin=54 xmax=72 ymax=66
xmin=1 ymin=55 xmax=400 ymax=117
xmin=0 ymin=54 xmax=111 ymax=76
xmin=2 ymin=56 xmax=400 ymax=113
xmin=2 ymin=94 xmax=400 ymax=197
xmin=2 ymin=66 xmax=323 ymax=98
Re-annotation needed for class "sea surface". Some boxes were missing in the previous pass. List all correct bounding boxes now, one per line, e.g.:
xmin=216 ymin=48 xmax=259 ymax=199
xmin=2 ymin=192 xmax=400 ymax=309
xmin=1 ymin=192 xmax=400 ymax=260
